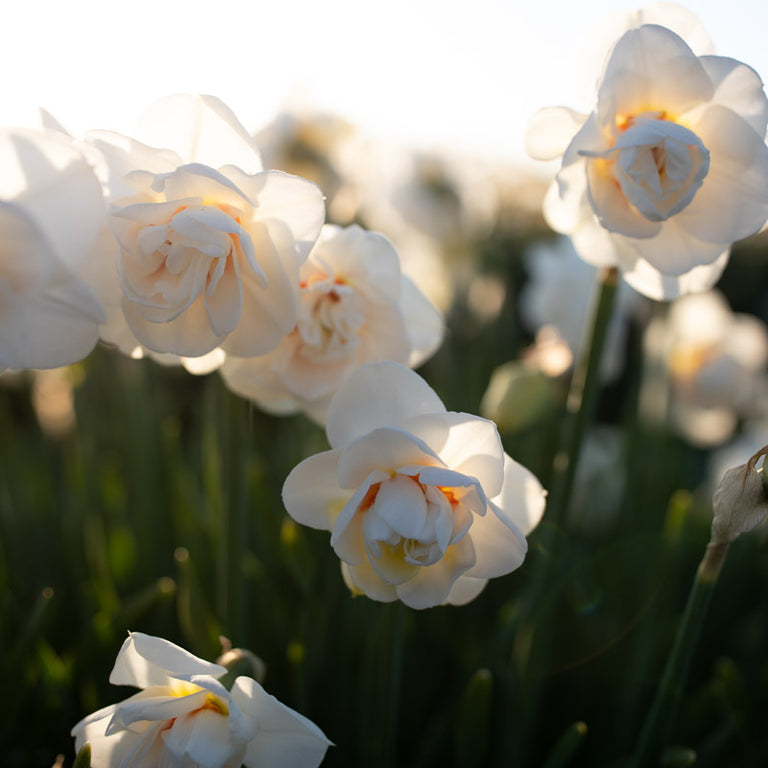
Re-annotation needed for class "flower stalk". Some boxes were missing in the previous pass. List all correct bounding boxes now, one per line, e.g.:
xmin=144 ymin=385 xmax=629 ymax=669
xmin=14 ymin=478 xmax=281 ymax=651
xmin=546 ymin=266 xmax=619 ymax=528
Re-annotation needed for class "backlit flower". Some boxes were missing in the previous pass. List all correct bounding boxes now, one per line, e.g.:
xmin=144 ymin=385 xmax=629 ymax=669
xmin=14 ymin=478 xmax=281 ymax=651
xmin=282 ymin=362 xmax=546 ymax=609
xmin=72 ymin=632 xmax=331 ymax=768
xmin=221 ymin=224 xmax=443 ymax=423
xmin=527 ymin=13 xmax=768 ymax=299
xmin=0 ymin=128 xmax=105 ymax=370
xmin=82 ymin=94 xmax=325 ymax=361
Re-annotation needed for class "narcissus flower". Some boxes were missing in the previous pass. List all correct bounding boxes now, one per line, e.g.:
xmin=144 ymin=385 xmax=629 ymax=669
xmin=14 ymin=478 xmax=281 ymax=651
xmin=221 ymin=224 xmax=443 ymax=423
xmin=81 ymin=94 xmax=325 ymax=361
xmin=527 ymin=17 xmax=768 ymax=300
xmin=71 ymin=632 xmax=331 ymax=768
xmin=0 ymin=128 xmax=105 ymax=370
xmin=282 ymin=362 xmax=546 ymax=609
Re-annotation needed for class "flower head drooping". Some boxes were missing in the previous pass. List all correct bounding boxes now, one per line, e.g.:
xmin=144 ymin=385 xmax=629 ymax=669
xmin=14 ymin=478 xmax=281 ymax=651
xmin=221 ymin=224 xmax=443 ymax=423
xmin=282 ymin=361 xmax=546 ymax=609
xmin=527 ymin=9 xmax=768 ymax=300
xmin=71 ymin=632 xmax=331 ymax=768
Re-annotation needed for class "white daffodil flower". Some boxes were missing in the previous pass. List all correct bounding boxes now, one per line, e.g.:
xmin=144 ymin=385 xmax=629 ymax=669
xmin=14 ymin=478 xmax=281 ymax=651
xmin=282 ymin=361 xmax=546 ymax=609
xmin=79 ymin=94 xmax=325 ymax=362
xmin=221 ymin=224 xmax=443 ymax=423
xmin=72 ymin=632 xmax=331 ymax=768
xmin=527 ymin=14 xmax=768 ymax=300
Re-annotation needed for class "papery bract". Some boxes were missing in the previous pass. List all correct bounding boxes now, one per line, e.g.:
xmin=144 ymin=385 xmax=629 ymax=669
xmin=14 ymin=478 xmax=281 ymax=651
xmin=282 ymin=361 xmax=546 ymax=609
xmin=221 ymin=224 xmax=443 ymax=423
xmin=527 ymin=14 xmax=768 ymax=300
xmin=0 ymin=128 xmax=105 ymax=370
xmin=71 ymin=632 xmax=331 ymax=768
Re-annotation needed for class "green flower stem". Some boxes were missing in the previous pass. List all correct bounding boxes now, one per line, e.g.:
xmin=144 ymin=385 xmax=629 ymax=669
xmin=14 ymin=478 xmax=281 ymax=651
xmin=546 ymin=266 xmax=620 ymax=528
xmin=630 ymin=542 xmax=729 ymax=768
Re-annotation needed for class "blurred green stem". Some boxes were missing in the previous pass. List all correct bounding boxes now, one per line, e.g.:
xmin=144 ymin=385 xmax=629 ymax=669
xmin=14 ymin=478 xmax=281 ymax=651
xmin=630 ymin=542 xmax=729 ymax=768
xmin=546 ymin=266 xmax=619 ymax=527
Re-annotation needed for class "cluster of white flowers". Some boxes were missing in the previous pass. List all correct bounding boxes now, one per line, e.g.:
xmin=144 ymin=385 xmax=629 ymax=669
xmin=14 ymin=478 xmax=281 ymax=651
xmin=6 ymin=2 xmax=768 ymax=766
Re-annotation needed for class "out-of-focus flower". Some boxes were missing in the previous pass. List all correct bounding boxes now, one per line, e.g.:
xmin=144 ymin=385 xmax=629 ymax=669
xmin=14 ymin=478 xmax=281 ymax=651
xmin=527 ymin=10 xmax=768 ymax=300
xmin=0 ymin=128 xmax=105 ymax=370
xmin=282 ymin=361 xmax=546 ymax=609
xmin=221 ymin=224 xmax=443 ymax=423
xmin=72 ymin=632 xmax=331 ymax=768
xmin=643 ymin=290 xmax=768 ymax=446
xmin=520 ymin=236 xmax=647 ymax=381
xmin=80 ymin=94 xmax=324 ymax=363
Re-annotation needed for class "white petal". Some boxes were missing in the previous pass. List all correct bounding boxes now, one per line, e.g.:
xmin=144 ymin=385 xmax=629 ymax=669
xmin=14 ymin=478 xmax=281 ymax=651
xmin=161 ymin=710 xmax=239 ymax=768
xmin=203 ymin=257 xmax=243 ymax=336
xmin=109 ymin=632 xmax=226 ymax=688
xmin=464 ymin=501 xmax=528 ymax=579
xmin=405 ymin=412 xmax=505 ymax=496
xmin=526 ymin=107 xmax=588 ymax=161
xmin=676 ymin=105 xmax=768 ymax=244
xmin=281 ymin=449 xmax=348 ymax=531
xmin=597 ymin=26 xmax=713 ymax=124
xmin=698 ymin=56 xmax=768 ymax=138
xmin=620 ymin=245 xmax=729 ymax=300
xmin=133 ymin=94 xmax=263 ymax=173
xmin=489 ymin=454 xmax=547 ymax=536
xmin=343 ymin=559 xmax=399 ymax=603
xmin=400 ymin=275 xmax=444 ymax=367
xmin=224 ymin=168 xmax=325 ymax=260
xmin=234 ymin=677 xmax=331 ymax=768
xmin=442 ymin=575 xmax=489 ymax=606
xmin=395 ymin=534 xmax=476 ymax=609
xmin=337 ymin=427 xmax=444 ymax=488
xmin=326 ymin=361 xmax=446 ymax=450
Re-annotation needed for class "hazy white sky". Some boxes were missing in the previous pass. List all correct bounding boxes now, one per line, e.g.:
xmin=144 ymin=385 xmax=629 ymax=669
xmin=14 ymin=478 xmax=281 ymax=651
xmin=3 ymin=0 xmax=767 ymax=169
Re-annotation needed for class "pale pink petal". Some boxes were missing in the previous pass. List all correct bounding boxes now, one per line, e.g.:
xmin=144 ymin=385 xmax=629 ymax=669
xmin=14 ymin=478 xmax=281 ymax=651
xmin=525 ymin=107 xmax=588 ymax=161
xmin=109 ymin=632 xmax=226 ymax=689
xmin=326 ymin=361 xmax=446 ymax=450
xmin=282 ymin=450 xmax=349 ymax=531
xmin=133 ymin=94 xmax=263 ymax=173
xmin=234 ymin=677 xmax=331 ymax=768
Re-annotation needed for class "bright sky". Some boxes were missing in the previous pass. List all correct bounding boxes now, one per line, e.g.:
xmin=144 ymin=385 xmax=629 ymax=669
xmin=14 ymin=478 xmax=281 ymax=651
xmin=3 ymin=0 xmax=767 ymax=173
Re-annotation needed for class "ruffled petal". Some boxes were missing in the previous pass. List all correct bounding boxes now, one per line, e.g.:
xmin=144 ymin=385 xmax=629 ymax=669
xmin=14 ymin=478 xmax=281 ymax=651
xmin=489 ymin=454 xmax=547 ymax=536
xmin=464 ymin=501 xmax=528 ymax=579
xmin=525 ymin=107 xmax=588 ymax=161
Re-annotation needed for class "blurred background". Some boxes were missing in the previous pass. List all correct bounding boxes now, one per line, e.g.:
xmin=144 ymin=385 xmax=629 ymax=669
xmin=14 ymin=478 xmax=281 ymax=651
xmin=3 ymin=1 xmax=768 ymax=767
